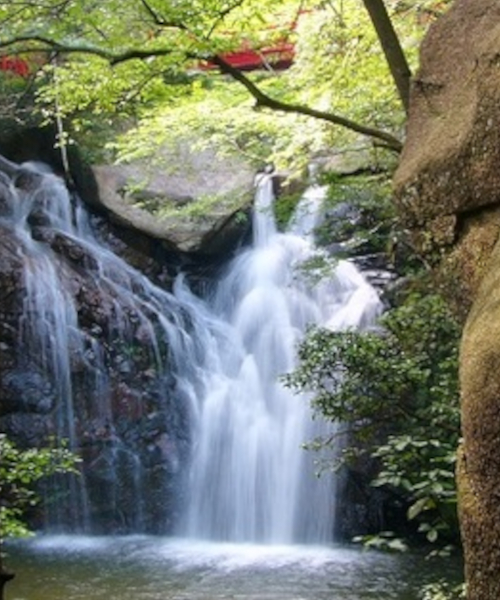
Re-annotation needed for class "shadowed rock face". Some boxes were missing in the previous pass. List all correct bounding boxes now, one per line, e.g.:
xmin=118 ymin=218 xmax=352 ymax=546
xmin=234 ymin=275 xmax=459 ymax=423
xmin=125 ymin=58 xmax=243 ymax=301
xmin=0 ymin=127 xmax=255 ymax=535
xmin=0 ymin=169 xmax=196 ymax=534
xmin=394 ymin=1 xmax=500 ymax=597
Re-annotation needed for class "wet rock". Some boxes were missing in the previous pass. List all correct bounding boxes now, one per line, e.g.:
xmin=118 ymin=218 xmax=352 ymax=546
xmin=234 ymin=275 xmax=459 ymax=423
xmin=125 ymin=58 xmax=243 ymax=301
xmin=0 ymin=413 xmax=54 ymax=447
xmin=53 ymin=233 xmax=100 ymax=270
xmin=0 ymin=370 xmax=56 ymax=415
xmin=13 ymin=166 xmax=44 ymax=193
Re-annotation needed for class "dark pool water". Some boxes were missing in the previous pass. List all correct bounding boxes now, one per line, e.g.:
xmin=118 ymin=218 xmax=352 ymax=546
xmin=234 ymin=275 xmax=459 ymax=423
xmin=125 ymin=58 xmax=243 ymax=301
xmin=4 ymin=536 xmax=462 ymax=600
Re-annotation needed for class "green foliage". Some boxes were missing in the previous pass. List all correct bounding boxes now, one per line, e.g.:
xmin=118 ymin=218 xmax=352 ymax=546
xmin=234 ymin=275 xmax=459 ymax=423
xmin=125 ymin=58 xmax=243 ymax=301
xmin=0 ymin=0 xmax=450 ymax=173
xmin=315 ymin=174 xmax=397 ymax=253
xmin=0 ymin=435 xmax=79 ymax=539
xmin=284 ymin=292 xmax=461 ymax=548
xmin=353 ymin=530 xmax=409 ymax=553
xmin=274 ymin=190 xmax=305 ymax=230
xmin=294 ymin=253 xmax=340 ymax=286
xmin=373 ymin=435 xmax=458 ymax=547
xmin=419 ymin=581 xmax=466 ymax=600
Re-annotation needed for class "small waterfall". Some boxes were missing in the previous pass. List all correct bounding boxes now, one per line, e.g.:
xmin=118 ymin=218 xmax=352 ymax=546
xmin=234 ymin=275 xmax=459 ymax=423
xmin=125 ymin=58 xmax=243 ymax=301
xmin=1 ymin=164 xmax=233 ymax=533
xmin=1 ymin=165 xmax=382 ymax=542
xmin=183 ymin=175 xmax=382 ymax=543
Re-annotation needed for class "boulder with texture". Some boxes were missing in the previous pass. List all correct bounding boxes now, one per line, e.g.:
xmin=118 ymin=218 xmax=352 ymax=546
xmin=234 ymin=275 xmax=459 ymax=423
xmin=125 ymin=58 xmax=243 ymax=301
xmin=91 ymin=144 xmax=255 ymax=255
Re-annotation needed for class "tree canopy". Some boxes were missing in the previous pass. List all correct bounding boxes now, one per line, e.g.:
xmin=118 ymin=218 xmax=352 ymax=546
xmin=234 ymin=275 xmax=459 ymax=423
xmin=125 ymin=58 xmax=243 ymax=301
xmin=0 ymin=0 xmax=451 ymax=172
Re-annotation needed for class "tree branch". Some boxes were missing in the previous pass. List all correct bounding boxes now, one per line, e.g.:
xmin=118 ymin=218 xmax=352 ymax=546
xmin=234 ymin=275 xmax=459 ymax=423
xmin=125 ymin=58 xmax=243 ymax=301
xmin=0 ymin=35 xmax=118 ymax=60
xmin=0 ymin=34 xmax=186 ymax=65
xmin=362 ymin=0 xmax=411 ymax=114
xmin=206 ymin=0 xmax=246 ymax=39
xmin=138 ymin=0 xmax=188 ymax=29
xmin=211 ymin=56 xmax=403 ymax=152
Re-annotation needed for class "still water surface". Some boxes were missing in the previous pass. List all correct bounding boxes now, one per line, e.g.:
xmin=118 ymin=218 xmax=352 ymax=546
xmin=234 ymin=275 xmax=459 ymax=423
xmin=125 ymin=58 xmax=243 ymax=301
xmin=6 ymin=536 xmax=461 ymax=600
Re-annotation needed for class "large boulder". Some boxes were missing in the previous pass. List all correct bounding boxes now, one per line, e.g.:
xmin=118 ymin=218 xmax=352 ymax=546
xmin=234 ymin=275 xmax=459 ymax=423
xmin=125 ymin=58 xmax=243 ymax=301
xmin=459 ymin=240 xmax=500 ymax=600
xmin=394 ymin=0 xmax=500 ymax=310
xmin=394 ymin=1 xmax=500 ymax=598
xmin=0 ymin=128 xmax=255 ymax=257
xmin=90 ymin=143 xmax=254 ymax=255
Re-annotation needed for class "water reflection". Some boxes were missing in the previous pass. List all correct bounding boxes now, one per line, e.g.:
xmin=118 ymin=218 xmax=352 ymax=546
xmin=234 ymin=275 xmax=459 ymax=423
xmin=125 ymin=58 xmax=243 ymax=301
xmin=5 ymin=536 xmax=461 ymax=600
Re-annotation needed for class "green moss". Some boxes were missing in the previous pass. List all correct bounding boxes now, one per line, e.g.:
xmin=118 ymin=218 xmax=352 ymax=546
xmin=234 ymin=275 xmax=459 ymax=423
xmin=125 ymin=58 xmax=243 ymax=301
xmin=274 ymin=191 xmax=304 ymax=231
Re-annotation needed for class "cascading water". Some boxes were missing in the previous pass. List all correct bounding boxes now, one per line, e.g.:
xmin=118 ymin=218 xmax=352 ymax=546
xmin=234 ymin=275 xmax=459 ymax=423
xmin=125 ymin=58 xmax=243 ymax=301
xmin=182 ymin=174 xmax=383 ymax=543
xmin=1 ymin=163 xmax=382 ymax=544
xmin=1 ymin=164 xmax=231 ymax=533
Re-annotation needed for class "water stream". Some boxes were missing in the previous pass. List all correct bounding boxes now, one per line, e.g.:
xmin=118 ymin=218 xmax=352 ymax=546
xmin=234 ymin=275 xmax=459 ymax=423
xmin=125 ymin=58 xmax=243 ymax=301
xmin=3 ymin=166 xmax=382 ymax=541
xmin=6 ymin=535 xmax=461 ymax=600
xmin=182 ymin=175 xmax=381 ymax=543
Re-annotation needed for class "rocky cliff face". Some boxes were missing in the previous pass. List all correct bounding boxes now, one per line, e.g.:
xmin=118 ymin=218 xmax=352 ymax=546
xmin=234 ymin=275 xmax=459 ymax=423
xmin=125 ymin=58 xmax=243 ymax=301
xmin=394 ymin=1 xmax=500 ymax=597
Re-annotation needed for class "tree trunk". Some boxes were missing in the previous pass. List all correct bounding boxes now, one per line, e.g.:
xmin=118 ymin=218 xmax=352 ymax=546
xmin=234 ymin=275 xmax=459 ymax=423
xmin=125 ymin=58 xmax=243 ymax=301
xmin=362 ymin=0 xmax=411 ymax=113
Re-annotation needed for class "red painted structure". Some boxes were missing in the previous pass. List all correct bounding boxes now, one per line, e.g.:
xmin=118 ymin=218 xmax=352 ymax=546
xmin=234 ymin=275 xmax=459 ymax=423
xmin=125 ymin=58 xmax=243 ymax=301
xmin=201 ymin=38 xmax=296 ymax=71
xmin=0 ymin=56 xmax=30 ymax=77
xmin=201 ymin=9 xmax=306 ymax=71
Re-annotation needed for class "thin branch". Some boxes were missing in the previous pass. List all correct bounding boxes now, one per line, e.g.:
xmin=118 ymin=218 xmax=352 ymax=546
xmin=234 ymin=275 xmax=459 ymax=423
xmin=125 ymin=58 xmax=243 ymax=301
xmin=206 ymin=0 xmax=246 ymax=39
xmin=110 ymin=47 xmax=186 ymax=65
xmin=218 ymin=0 xmax=247 ymax=20
xmin=211 ymin=55 xmax=403 ymax=152
xmin=138 ymin=0 xmax=188 ymax=29
xmin=139 ymin=0 xmax=166 ymax=26
xmin=0 ymin=34 xmax=185 ymax=65
xmin=0 ymin=35 xmax=118 ymax=60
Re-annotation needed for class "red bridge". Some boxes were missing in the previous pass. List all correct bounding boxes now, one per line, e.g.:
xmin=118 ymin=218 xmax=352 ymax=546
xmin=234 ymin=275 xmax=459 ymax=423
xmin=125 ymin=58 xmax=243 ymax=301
xmin=201 ymin=38 xmax=296 ymax=71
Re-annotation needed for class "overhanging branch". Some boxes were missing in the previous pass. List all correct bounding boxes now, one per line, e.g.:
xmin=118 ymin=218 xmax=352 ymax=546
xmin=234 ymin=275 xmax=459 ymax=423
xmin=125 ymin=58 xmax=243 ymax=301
xmin=211 ymin=56 xmax=403 ymax=152
xmin=0 ymin=35 xmax=118 ymax=61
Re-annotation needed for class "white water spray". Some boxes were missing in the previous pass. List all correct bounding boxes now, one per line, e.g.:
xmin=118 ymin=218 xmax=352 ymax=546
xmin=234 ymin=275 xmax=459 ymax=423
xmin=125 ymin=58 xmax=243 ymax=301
xmin=183 ymin=175 xmax=382 ymax=543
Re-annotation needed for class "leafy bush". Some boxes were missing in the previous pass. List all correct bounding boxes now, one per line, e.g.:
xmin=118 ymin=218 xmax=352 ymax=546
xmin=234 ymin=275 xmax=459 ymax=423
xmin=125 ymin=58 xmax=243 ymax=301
xmin=419 ymin=581 xmax=466 ymax=600
xmin=284 ymin=292 xmax=461 ymax=548
xmin=0 ymin=435 xmax=79 ymax=539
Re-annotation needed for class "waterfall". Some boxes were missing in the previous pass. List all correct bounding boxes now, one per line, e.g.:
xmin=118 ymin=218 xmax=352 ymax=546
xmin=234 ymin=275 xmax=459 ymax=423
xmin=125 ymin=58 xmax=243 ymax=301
xmin=2 ymin=164 xmax=229 ymax=533
xmin=182 ymin=174 xmax=383 ymax=543
xmin=1 ymin=165 xmax=382 ymax=542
